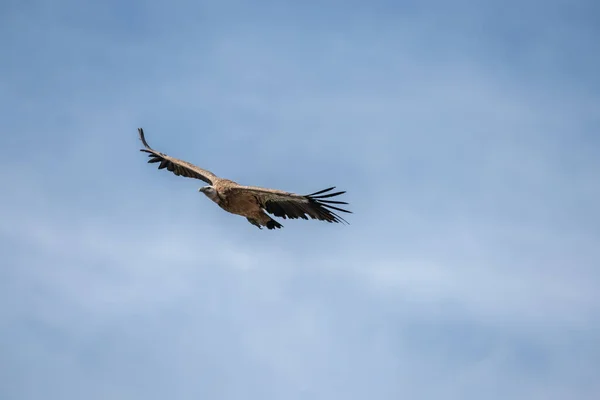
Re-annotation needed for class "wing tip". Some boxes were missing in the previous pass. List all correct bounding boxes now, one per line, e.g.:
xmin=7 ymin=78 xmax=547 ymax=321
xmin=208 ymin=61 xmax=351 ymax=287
xmin=138 ymin=127 xmax=152 ymax=149
xmin=304 ymin=186 xmax=352 ymax=224
xmin=307 ymin=186 xmax=336 ymax=197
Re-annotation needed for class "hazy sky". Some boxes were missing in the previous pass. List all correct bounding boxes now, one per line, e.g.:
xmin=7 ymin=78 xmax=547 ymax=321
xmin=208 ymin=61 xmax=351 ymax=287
xmin=1 ymin=1 xmax=599 ymax=399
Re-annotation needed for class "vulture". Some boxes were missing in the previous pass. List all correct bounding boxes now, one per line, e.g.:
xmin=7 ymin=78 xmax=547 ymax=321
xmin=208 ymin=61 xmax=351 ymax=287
xmin=138 ymin=128 xmax=351 ymax=229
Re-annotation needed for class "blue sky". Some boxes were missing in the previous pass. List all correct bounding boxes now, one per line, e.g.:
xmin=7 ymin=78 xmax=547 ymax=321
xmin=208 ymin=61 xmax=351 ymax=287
xmin=1 ymin=0 xmax=599 ymax=399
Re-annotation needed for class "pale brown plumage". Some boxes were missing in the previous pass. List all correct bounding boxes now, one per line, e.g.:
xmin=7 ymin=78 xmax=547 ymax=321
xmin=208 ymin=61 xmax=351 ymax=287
xmin=138 ymin=128 xmax=351 ymax=229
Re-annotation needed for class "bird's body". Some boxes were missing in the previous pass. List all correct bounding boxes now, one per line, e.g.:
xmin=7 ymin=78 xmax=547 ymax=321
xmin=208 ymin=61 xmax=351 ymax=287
xmin=203 ymin=182 xmax=282 ymax=229
xmin=138 ymin=128 xmax=350 ymax=230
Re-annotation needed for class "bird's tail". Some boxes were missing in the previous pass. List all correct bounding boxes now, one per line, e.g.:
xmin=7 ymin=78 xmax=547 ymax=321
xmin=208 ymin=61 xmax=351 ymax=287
xmin=266 ymin=219 xmax=283 ymax=230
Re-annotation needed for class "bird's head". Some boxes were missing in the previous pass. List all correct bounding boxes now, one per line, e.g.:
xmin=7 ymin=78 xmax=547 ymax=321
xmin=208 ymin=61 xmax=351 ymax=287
xmin=199 ymin=186 xmax=219 ymax=202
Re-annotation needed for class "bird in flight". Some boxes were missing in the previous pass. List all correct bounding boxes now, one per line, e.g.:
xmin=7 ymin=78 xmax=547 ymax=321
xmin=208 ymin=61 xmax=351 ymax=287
xmin=138 ymin=128 xmax=351 ymax=230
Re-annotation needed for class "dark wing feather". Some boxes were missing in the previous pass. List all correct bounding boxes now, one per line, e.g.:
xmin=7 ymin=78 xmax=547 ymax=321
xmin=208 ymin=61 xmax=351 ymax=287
xmin=230 ymin=185 xmax=352 ymax=224
xmin=138 ymin=128 xmax=219 ymax=184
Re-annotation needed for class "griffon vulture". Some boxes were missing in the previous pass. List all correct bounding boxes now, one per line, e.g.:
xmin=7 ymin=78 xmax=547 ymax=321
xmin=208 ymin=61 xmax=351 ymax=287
xmin=138 ymin=128 xmax=351 ymax=229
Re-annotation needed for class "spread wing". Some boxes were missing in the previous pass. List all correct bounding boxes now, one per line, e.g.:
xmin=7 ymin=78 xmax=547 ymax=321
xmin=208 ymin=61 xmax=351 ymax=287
xmin=138 ymin=128 xmax=219 ymax=184
xmin=229 ymin=185 xmax=351 ymax=224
